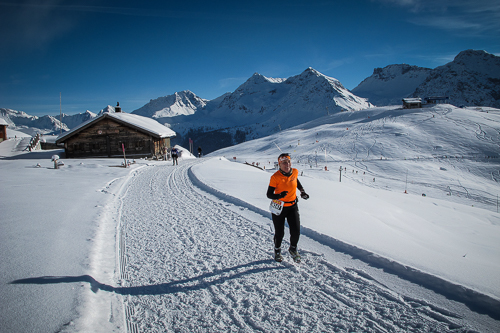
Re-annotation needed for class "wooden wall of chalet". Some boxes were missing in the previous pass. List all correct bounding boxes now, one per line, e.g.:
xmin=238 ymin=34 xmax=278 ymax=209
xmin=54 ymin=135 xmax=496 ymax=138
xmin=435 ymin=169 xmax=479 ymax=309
xmin=0 ymin=125 xmax=7 ymax=142
xmin=63 ymin=118 xmax=170 ymax=158
xmin=402 ymin=101 xmax=421 ymax=109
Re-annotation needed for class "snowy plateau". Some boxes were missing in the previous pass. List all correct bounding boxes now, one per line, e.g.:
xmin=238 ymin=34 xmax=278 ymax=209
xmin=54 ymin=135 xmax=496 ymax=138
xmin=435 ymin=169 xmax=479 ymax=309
xmin=1 ymin=103 xmax=499 ymax=332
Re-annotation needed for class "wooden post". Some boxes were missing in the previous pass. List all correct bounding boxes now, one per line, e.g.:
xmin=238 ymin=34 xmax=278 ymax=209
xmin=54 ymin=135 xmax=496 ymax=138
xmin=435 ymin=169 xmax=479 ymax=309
xmin=122 ymin=143 xmax=127 ymax=167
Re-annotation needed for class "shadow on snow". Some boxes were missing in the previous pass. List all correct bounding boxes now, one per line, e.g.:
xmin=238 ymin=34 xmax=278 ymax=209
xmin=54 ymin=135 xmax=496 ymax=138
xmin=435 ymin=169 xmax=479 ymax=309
xmin=10 ymin=259 xmax=286 ymax=296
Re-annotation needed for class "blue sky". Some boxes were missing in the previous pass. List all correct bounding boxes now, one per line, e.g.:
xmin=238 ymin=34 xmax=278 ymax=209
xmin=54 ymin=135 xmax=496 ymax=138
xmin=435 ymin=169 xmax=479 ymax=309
xmin=1 ymin=0 xmax=499 ymax=116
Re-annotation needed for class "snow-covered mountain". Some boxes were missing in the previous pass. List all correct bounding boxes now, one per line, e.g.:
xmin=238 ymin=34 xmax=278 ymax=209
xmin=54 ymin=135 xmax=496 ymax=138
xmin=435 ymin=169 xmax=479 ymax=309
xmin=412 ymin=50 xmax=500 ymax=108
xmin=0 ymin=106 xmax=116 ymax=136
xmin=353 ymin=50 xmax=500 ymax=108
xmin=351 ymin=64 xmax=432 ymax=106
xmin=135 ymin=68 xmax=372 ymax=153
xmin=208 ymin=68 xmax=372 ymax=123
xmin=60 ymin=110 xmax=97 ymax=129
xmin=0 ymin=108 xmax=69 ymax=135
xmin=97 ymin=105 xmax=116 ymax=116
xmin=133 ymin=90 xmax=208 ymax=118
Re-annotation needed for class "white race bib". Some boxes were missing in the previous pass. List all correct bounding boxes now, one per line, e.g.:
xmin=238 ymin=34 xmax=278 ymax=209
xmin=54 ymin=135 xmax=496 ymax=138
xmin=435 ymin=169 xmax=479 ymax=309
xmin=269 ymin=199 xmax=284 ymax=215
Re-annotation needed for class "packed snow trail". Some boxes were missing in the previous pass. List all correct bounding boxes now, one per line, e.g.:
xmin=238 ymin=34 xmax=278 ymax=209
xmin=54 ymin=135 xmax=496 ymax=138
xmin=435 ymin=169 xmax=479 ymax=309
xmin=117 ymin=160 xmax=471 ymax=332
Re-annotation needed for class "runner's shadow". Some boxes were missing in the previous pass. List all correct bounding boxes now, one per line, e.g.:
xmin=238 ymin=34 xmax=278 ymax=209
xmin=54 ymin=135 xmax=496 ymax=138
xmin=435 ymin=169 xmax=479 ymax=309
xmin=10 ymin=260 xmax=286 ymax=296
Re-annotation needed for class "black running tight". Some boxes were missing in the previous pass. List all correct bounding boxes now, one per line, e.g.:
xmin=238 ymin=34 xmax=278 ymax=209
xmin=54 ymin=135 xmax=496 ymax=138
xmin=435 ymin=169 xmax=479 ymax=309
xmin=272 ymin=204 xmax=300 ymax=249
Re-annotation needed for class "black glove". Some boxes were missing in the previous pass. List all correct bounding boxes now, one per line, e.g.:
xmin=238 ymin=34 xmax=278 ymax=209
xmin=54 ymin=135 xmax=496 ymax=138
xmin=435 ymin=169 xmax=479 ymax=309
xmin=278 ymin=191 xmax=288 ymax=199
xmin=300 ymin=191 xmax=309 ymax=200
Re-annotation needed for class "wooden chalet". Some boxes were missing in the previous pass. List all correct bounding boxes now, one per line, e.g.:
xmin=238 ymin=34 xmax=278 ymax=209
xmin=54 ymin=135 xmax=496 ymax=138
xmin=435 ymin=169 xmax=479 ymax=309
xmin=56 ymin=104 xmax=176 ymax=158
xmin=424 ymin=96 xmax=449 ymax=104
xmin=402 ymin=98 xmax=422 ymax=109
xmin=0 ymin=118 xmax=8 ymax=142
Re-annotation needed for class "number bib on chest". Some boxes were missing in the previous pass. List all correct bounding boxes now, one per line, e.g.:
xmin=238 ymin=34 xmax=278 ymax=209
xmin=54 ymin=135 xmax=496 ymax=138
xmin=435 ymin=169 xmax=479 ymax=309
xmin=269 ymin=199 xmax=284 ymax=215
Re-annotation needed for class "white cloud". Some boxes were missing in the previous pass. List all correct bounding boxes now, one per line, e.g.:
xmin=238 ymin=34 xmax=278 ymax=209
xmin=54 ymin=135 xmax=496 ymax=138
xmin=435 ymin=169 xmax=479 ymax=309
xmin=372 ymin=0 xmax=500 ymax=35
xmin=218 ymin=77 xmax=248 ymax=90
xmin=326 ymin=57 xmax=354 ymax=71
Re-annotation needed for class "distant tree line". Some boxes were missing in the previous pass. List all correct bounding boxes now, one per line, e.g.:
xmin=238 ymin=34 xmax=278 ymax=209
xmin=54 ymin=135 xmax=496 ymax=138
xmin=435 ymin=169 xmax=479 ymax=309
xmin=172 ymin=128 xmax=247 ymax=154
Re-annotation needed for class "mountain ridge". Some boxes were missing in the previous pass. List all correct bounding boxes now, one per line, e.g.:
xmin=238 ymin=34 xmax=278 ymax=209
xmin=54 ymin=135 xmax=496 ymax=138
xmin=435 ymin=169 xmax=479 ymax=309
xmin=353 ymin=49 xmax=500 ymax=108
xmin=351 ymin=64 xmax=432 ymax=106
xmin=135 ymin=67 xmax=372 ymax=152
xmin=2 ymin=49 xmax=498 ymax=153
xmin=411 ymin=50 xmax=500 ymax=107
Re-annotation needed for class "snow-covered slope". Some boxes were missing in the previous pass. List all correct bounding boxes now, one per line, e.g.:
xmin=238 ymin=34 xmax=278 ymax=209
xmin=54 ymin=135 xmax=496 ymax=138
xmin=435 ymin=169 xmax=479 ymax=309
xmin=1 ymin=103 xmax=499 ymax=332
xmin=211 ymin=104 xmax=500 ymax=212
xmin=202 ymin=103 xmax=500 ymax=315
xmin=352 ymin=64 xmax=432 ymax=106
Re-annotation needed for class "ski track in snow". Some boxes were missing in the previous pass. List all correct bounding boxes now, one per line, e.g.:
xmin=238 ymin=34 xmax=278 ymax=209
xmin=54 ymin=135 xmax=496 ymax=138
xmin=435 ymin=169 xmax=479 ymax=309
xmin=114 ymin=159 xmax=472 ymax=333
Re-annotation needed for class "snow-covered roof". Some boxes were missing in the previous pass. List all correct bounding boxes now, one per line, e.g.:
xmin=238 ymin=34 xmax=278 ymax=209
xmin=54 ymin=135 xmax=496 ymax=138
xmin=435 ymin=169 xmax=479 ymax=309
xmin=56 ymin=112 xmax=176 ymax=143
xmin=0 ymin=118 xmax=9 ymax=126
xmin=402 ymin=98 xmax=422 ymax=103
xmin=107 ymin=112 xmax=176 ymax=137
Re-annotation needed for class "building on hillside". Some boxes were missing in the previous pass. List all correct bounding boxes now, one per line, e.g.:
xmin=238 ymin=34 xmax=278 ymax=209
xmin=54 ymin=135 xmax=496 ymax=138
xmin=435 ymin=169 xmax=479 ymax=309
xmin=40 ymin=135 xmax=60 ymax=150
xmin=402 ymin=98 xmax=422 ymax=109
xmin=424 ymin=96 xmax=449 ymax=104
xmin=0 ymin=118 xmax=8 ymax=142
xmin=56 ymin=103 xmax=176 ymax=158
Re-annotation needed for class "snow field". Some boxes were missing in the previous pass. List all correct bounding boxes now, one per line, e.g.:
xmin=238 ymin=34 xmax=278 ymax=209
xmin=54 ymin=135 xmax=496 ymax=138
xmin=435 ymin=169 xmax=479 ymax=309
xmin=116 ymin=160 xmax=475 ymax=332
xmin=2 ymin=104 xmax=499 ymax=332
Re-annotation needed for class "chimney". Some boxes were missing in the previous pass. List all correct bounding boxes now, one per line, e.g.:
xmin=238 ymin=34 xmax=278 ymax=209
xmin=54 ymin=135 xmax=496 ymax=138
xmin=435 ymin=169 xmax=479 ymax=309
xmin=115 ymin=102 xmax=122 ymax=113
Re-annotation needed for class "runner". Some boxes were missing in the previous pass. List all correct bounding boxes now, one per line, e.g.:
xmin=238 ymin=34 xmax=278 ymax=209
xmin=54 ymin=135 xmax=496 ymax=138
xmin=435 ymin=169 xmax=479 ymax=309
xmin=171 ymin=147 xmax=179 ymax=165
xmin=266 ymin=153 xmax=309 ymax=262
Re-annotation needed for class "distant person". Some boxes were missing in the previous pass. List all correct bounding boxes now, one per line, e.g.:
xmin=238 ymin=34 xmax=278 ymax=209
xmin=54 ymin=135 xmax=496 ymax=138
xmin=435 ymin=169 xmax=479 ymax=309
xmin=171 ymin=147 xmax=179 ymax=165
xmin=266 ymin=153 xmax=309 ymax=262
xmin=197 ymin=146 xmax=202 ymax=158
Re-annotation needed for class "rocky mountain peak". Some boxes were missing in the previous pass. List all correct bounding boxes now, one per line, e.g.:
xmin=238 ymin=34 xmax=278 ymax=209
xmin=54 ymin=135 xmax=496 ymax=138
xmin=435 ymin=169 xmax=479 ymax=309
xmin=352 ymin=49 xmax=499 ymax=108
xmin=448 ymin=49 xmax=500 ymax=77
xmin=132 ymin=90 xmax=207 ymax=119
